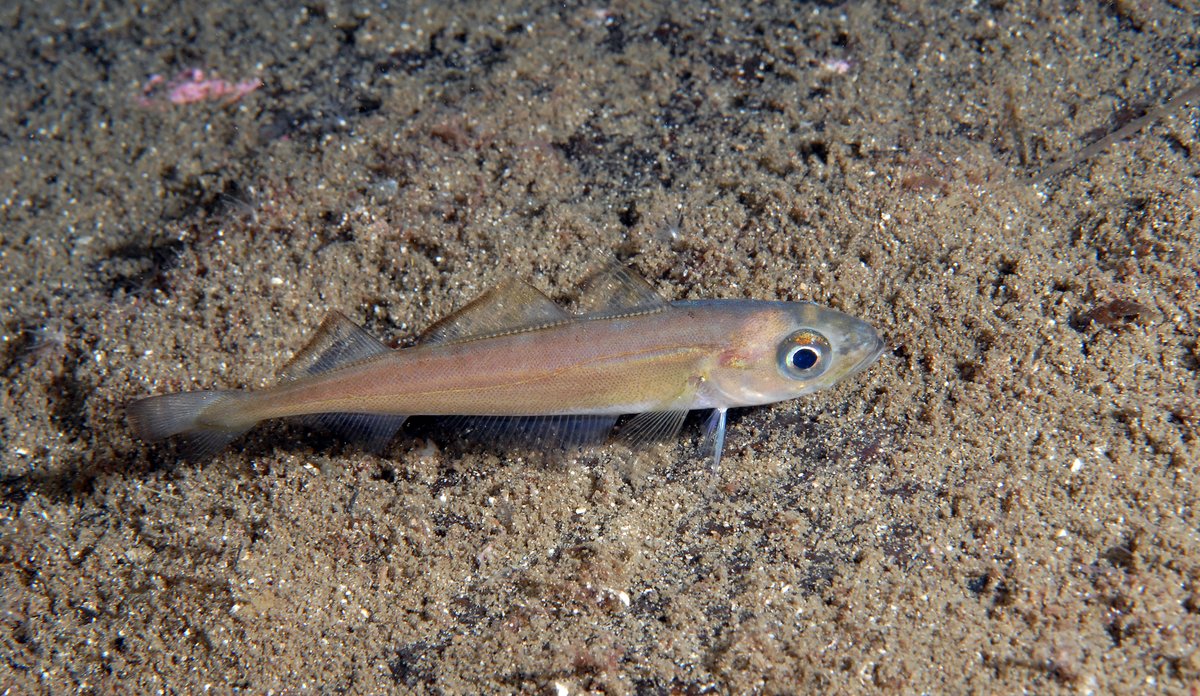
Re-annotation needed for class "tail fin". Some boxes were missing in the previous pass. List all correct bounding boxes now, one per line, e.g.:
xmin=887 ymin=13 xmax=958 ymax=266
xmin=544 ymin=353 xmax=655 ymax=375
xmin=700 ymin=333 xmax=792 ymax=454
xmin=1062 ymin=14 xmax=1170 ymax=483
xmin=129 ymin=311 xmax=406 ymax=459
xmin=127 ymin=390 xmax=252 ymax=460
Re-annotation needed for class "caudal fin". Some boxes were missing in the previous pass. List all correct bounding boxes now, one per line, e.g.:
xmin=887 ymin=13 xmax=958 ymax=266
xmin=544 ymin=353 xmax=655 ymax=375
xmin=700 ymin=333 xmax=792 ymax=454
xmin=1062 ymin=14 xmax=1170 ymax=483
xmin=127 ymin=390 xmax=252 ymax=460
xmin=129 ymin=311 xmax=407 ymax=459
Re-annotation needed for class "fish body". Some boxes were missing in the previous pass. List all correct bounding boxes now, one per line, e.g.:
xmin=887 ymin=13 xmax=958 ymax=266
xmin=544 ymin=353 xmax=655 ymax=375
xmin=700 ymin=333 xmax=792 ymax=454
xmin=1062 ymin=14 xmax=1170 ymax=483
xmin=128 ymin=263 xmax=884 ymax=466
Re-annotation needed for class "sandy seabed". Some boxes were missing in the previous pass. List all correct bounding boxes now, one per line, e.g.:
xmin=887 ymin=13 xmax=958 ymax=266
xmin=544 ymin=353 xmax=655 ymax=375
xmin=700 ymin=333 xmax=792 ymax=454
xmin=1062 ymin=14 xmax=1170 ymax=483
xmin=1 ymin=1 xmax=1198 ymax=693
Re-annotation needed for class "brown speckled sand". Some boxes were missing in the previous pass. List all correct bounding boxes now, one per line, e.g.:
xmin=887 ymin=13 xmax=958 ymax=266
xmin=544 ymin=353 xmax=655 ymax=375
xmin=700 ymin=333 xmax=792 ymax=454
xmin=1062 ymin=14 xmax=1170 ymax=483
xmin=1 ymin=1 xmax=1197 ymax=693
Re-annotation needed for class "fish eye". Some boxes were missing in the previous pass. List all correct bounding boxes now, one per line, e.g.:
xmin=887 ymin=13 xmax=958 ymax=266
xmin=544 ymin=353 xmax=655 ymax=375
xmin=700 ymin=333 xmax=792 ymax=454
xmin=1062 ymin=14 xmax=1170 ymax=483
xmin=778 ymin=330 xmax=832 ymax=379
xmin=790 ymin=346 xmax=820 ymax=370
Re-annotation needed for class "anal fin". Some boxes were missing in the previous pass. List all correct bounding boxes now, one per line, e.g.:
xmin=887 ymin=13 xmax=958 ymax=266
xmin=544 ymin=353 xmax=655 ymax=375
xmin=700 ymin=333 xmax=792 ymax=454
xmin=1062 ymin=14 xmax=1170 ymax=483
xmin=300 ymin=412 xmax=407 ymax=454
xmin=278 ymin=312 xmax=404 ymax=453
xmin=443 ymin=414 xmax=619 ymax=452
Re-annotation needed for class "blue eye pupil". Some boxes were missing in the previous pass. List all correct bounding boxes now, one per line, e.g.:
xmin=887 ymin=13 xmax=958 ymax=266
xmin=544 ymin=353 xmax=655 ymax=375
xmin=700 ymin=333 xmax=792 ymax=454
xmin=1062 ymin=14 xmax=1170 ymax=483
xmin=791 ymin=347 xmax=819 ymax=370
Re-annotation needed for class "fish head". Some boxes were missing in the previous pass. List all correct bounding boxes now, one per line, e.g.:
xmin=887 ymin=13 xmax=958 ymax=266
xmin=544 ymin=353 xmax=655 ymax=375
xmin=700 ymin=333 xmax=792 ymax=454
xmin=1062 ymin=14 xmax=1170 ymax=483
xmin=707 ymin=301 xmax=884 ymax=407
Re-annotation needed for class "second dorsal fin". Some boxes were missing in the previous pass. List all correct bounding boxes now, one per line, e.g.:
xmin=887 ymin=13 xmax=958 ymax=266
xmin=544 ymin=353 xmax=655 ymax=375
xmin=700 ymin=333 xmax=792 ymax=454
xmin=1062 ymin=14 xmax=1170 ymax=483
xmin=573 ymin=259 xmax=670 ymax=319
xmin=420 ymin=277 xmax=572 ymax=345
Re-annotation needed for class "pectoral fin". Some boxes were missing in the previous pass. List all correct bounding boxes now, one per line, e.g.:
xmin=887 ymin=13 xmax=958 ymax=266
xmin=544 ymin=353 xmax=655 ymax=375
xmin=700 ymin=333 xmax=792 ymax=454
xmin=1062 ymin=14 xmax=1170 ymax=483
xmin=615 ymin=379 xmax=699 ymax=451
xmin=617 ymin=408 xmax=691 ymax=449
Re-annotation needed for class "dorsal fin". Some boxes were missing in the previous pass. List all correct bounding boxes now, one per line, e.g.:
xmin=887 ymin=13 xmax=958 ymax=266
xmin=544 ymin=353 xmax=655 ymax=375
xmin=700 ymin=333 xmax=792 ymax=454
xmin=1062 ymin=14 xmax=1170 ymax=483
xmin=420 ymin=278 xmax=571 ymax=345
xmin=279 ymin=312 xmax=407 ymax=450
xmin=574 ymin=260 xmax=670 ymax=319
xmin=278 ymin=311 xmax=390 ymax=381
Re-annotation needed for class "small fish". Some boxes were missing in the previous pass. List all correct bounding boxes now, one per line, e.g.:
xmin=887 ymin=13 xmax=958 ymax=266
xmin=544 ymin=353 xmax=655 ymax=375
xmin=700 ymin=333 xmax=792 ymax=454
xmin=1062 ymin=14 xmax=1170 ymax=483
xmin=127 ymin=262 xmax=884 ymax=468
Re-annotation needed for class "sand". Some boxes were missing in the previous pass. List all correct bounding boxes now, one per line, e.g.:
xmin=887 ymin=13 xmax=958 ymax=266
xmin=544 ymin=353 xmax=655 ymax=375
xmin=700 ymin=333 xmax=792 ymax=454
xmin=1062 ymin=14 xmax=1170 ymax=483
xmin=1 ymin=0 xmax=1197 ymax=693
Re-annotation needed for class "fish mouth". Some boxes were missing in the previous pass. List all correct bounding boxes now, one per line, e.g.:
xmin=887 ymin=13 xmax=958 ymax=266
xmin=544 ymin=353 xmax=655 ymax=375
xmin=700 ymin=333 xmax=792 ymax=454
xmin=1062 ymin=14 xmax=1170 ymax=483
xmin=865 ymin=332 xmax=886 ymax=365
xmin=838 ymin=325 xmax=886 ymax=380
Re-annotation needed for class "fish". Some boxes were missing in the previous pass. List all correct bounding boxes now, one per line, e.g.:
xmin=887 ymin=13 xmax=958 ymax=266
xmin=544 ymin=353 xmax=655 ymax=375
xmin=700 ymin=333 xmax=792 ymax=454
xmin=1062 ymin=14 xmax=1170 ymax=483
xmin=127 ymin=261 xmax=885 ymax=468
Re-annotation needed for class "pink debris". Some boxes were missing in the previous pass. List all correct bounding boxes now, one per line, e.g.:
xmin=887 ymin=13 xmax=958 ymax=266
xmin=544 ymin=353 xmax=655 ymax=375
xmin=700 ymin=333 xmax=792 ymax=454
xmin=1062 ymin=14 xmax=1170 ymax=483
xmin=818 ymin=58 xmax=852 ymax=75
xmin=138 ymin=68 xmax=261 ymax=107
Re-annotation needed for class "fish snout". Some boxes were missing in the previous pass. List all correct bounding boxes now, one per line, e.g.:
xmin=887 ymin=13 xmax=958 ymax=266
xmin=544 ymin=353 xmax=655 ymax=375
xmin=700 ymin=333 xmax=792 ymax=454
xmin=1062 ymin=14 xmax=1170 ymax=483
xmin=838 ymin=318 xmax=886 ymax=376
